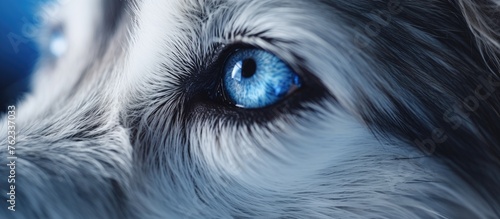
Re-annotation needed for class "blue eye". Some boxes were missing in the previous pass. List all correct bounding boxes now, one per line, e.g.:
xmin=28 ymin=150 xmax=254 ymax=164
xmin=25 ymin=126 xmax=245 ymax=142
xmin=48 ymin=27 xmax=67 ymax=58
xmin=223 ymin=49 xmax=302 ymax=109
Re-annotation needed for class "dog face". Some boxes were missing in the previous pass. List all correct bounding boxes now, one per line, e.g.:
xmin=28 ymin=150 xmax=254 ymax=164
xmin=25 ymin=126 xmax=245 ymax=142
xmin=1 ymin=0 xmax=500 ymax=218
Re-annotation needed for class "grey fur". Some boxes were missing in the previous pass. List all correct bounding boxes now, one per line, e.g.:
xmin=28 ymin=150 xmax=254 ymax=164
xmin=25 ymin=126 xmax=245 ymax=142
xmin=1 ymin=0 xmax=499 ymax=218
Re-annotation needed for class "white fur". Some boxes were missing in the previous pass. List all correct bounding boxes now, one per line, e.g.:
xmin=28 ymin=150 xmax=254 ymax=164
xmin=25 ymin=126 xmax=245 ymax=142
xmin=1 ymin=0 xmax=499 ymax=218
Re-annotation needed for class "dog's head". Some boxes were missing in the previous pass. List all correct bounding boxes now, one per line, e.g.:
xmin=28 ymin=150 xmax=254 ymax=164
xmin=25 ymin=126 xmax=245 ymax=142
xmin=1 ymin=0 xmax=500 ymax=218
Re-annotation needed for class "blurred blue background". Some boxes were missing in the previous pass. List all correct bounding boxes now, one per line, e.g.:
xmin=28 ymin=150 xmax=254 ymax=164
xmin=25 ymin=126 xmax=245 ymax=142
xmin=0 ymin=0 xmax=46 ymax=114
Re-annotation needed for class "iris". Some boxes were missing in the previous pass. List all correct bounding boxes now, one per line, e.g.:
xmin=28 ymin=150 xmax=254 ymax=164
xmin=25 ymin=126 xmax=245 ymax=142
xmin=223 ymin=49 xmax=301 ymax=108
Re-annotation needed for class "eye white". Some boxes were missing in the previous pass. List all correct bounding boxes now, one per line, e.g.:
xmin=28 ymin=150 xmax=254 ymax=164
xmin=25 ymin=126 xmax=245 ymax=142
xmin=49 ymin=30 xmax=67 ymax=57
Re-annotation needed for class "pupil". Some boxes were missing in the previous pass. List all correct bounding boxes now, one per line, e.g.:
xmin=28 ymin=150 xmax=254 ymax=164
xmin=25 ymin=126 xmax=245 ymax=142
xmin=241 ymin=58 xmax=257 ymax=78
